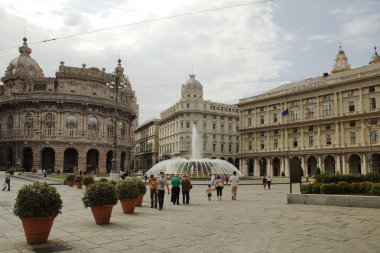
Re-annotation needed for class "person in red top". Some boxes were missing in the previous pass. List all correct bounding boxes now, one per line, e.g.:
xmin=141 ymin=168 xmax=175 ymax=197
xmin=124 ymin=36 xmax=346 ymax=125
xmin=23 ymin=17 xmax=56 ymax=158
xmin=148 ymin=174 xmax=158 ymax=208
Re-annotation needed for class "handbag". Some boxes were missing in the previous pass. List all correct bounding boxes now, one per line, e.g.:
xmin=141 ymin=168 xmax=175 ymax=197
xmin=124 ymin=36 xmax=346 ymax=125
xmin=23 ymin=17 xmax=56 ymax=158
xmin=189 ymin=183 xmax=193 ymax=189
xmin=219 ymin=181 xmax=224 ymax=188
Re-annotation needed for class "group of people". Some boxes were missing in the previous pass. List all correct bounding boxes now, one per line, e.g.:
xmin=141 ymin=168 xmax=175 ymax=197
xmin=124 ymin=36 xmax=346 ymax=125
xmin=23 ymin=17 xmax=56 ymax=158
xmin=208 ymin=171 xmax=240 ymax=201
xmin=148 ymin=172 xmax=192 ymax=210
xmin=261 ymin=175 xmax=272 ymax=190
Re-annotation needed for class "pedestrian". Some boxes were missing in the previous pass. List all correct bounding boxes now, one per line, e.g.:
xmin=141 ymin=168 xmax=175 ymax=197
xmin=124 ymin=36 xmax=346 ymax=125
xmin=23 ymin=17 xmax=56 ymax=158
xmin=144 ymin=174 xmax=148 ymax=184
xmin=210 ymin=174 xmax=216 ymax=190
xmin=262 ymin=176 xmax=267 ymax=190
xmin=224 ymin=174 xmax=230 ymax=185
xmin=228 ymin=171 xmax=240 ymax=200
xmin=3 ymin=171 xmax=10 ymax=191
xmin=171 ymin=175 xmax=181 ymax=205
xmin=267 ymin=175 xmax=272 ymax=190
xmin=157 ymin=172 xmax=170 ymax=210
xmin=148 ymin=174 xmax=158 ymax=208
xmin=214 ymin=175 xmax=224 ymax=201
xmin=206 ymin=184 xmax=212 ymax=201
xmin=181 ymin=175 xmax=191 ymax=204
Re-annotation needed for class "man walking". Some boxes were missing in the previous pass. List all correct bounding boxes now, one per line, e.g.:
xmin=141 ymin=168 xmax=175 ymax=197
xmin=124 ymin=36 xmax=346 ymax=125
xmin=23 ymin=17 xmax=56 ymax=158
xmin=148 ymin=174 xmax=158 ymax=208
xmin=157 ymin=172 xmax=170 ymax=210
xmin=3 ymin=171 xmax=10 ymax=191
xmin=171 ymin=175 xmax=181 ymax=205
xmin=229 ymin=171 xmax=240 ymax=200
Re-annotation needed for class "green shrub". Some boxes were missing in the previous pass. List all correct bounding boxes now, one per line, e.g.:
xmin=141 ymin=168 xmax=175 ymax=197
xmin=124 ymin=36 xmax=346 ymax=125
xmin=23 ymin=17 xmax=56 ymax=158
xmin=13 ymin=182 xmax=62 ymax=218
xmin=311 ymin=184 xmax=321 ymax=194
xmin=109 ymin=180 xmax=117 ymax=186
xmin=82 ymin=181 xmax=118 ymax=208
xmin=301 ymin=184 xmax=313 ymax=194
xmin=317 ymin=172 xmax=380 ymax=184
xmin=115 ymin=180 xmax=139 ymax=200
xmin=83 ymin=176 xmax=95 ymax=186
xmin=66 ymin=174 xmax=76 ymax=182
xmin=74 ymin=175 xmax=83 ymax=183
xmin=336 ymin=181 xmax=351 ymax=194
xmin=369 ymin=183 xmax=380 ymax=196
xmin=320 ymin=183 xmax=337 ymax=194
xmin=99 ymin=178 xmax=108 ymax=183
xmin=359 ymin=182 xmax=372 ymax=194
xmin=132 ymin=178 xmax=147 ymax=195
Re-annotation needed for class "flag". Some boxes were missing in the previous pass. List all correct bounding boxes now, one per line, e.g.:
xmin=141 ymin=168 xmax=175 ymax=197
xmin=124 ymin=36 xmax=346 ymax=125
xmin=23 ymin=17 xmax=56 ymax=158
xmin=281 ymin=108 xmax=289 ymax=116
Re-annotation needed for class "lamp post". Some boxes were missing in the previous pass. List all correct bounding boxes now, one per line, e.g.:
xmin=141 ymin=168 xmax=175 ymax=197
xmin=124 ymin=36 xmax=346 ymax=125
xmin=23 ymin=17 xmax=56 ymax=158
xmin=108 ymin=59 xmax=125 ymax=181
xmin=367 ymin=121 xmax=374 ymax=173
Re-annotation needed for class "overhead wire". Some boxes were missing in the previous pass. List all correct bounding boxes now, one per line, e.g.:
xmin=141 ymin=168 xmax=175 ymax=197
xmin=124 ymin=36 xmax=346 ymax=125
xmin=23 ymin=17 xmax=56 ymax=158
xmin=0 ymin=0 xmax=272 ymax=51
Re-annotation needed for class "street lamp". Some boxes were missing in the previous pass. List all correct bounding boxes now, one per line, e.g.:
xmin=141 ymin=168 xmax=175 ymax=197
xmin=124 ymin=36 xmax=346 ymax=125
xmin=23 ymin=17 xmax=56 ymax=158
xmin=107 ymin=59 xmax=125 ymax=181
xmin=367 ymin=121 xmax=374 ymax=173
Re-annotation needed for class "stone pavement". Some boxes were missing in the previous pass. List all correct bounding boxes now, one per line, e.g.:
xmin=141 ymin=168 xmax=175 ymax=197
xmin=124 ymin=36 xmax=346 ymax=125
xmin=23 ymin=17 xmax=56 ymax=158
xmin=0 ymin=174 xmax=379 ymax=253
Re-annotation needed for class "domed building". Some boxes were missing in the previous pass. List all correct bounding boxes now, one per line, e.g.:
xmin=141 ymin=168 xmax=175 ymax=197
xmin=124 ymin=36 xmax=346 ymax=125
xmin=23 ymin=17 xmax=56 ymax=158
xmin=0 ymin=38 xmax=138 ymax=173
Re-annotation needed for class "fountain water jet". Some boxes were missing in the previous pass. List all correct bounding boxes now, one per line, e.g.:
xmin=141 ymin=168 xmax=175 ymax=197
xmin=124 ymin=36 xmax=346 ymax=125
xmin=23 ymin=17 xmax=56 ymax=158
xmin=147 ymin=124 xmax=241 ymax=178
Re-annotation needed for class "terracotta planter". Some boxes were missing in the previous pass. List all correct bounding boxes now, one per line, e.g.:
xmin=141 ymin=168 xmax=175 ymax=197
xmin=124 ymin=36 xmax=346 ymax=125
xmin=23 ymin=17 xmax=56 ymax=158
xmin=67 ymin=181 xmax=74 ymax=187
xmin=20 ymin=217 xmax=54 ymax=244
xmin=120 ymin=199 xmax=137 ymax=214
xmin=76 ymin=182 xmax=83 ymax=189
xmin=90 ymin=204 xmax=114 ymax=225
xmin=135 ymin=194 xmax=144 ymax=207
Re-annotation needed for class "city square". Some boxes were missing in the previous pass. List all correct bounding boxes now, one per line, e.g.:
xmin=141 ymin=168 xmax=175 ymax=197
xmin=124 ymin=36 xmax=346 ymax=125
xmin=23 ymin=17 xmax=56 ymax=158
xmin=1 ymin=175 xmax=379 ymax=253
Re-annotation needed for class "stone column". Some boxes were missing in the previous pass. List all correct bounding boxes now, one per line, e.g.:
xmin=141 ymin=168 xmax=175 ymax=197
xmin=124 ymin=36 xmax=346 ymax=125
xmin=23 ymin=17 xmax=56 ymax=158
xmin=78 ymin=146 xmax=86 ymax=171
xmin=336 ymin=154 xmax=341 ymax=174
xmin=318 ymin=156 xmax=322 ymax=171
xmin=268 ymin=158 xmax=273 ymax=176
xmin=285 ymin=157 xmax=290 ymax=176
xmin=362 ymin=154 xmax=367 ymax=174
xmin=301 ymin=156 xmax=306 ymax=176
xmin=254 ymin=158 xmax=259 ymax=176
xmin=281 ymin=156 xmax=286 ymax=176
xmin=342 ymin=154 xmax=347 ymax=174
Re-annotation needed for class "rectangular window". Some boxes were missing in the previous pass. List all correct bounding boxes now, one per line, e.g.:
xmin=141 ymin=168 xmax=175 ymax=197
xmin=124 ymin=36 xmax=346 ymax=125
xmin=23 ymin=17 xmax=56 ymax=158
xmin=349 ymin=121 xmax=356 ymax=127
xmin=260 ymin=107 xmax=265 ymax=112
xmin=221 ymin=144 xmax=224 ymax=152
xmin=306 ymin=98 xmax=316 ymax=105
xmin=370 ymin=97 xmax=377 ymax=110
xmin=349 ymin=101 xmax=355 ymax=112
xmin=308 ymin=135 xmax=314 ymax=147
xmin=186 ymin=122 xmax=190 ymax=128
xmin=274 ymin=129 xmax=279 ymax=135
xmin=92 ymin=87 xmax=97 ymax=95
xmin=236 ymin=144 xmax=239 ymax=153
xmin=213 ymin=124 xmax=216 ymax=130
xmin=293 ymin=137 xmax=298 ymax=147
xmin=369 ymin=86 xmax=375 ymax=93
xmin=371 ymin=130 xmax=378 ymax=142
xmin=260 ymin=131 xmax=265 ymax=137
xmin=70 ymin=85 xmax=75 ymax=92
xmin=47 ymin=83 xmax=54 ymax=91
xmin=306 ymin=108 xmax=315 ymax=119
xmin=326 ymin=133 xmax=332 ymax=145
xmin=348 ymin=90 xmax=355 ymax=97
xmin=350 ymin=132 xmax=356 ymax=144
xmin=325 ymin=124 xmax=332 ymax=130
xmin=293 ymin=128 xmax=298 ymax=134
xmin=290 ymin=110 xmax=299 ymax=121
xmin=308 ymin=126 xmax=314 ymax=132
xmin=248 ymin=141 xmax=252 ymax=150
xmin=322 ymin=94 xmax=333 ymax=102
xmin=290 ymin=100 xmax=300 ymax=107
xmin=273 ymin=113 xmax=277 ymax=123
xmin=203 ymin=122 xmax=207 ymax=129
xmin=213 ymin=144 xmax=216 ymax=152
xmin=260 ymin=140 xmax=265 ymax=149
xmin=248 ymin=117 xmax=252 ymax=126
xmin=323 ymin=105 xmax=332 ymax=116
xmin=229 ymin=145 xmax=232 ymax=152
xmin=260 ymin=115 xmax=264 ymax=124
xmin=213 ymin=134 xmax=216 ymax=140
xmin=273 ymin=139 xmax=278 ymax=149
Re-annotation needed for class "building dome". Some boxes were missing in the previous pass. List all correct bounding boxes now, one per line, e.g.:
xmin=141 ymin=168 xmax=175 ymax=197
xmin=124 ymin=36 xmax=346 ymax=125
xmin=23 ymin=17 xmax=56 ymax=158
xmin=369 ymin=46 xmax=380 ymax=65
xmin=3 ymin=38 xmax=44 ymax=79
xmin=181 ymin=74 xmax=203 ymax=100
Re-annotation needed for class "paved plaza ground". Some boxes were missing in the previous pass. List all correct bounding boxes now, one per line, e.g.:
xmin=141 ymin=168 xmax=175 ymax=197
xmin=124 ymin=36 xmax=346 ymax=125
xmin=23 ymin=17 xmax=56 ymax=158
xmin=0 ymin=174 xmax=379 ymax=253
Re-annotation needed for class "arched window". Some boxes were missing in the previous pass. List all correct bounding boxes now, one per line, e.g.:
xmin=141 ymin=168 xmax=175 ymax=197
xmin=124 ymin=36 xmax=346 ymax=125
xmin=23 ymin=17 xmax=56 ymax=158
xmin=7 ymin=115 xmax=14 ymax=136
xmin=43 ymin=113 xmax=54 ymax=136
xmin=88 ymin=116 xmax=98 ymax=139
xmin=66 ymin=114 xmax=78 ymax=137
xmin=24 ymin=113 xmax=33 ymax=136
xmin=107 ymin=119 xmax=114 ymax=140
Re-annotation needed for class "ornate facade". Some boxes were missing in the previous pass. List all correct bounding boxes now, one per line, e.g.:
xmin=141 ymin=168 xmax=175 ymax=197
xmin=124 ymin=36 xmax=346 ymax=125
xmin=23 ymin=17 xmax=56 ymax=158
xmin=158 ymin=74 xmax=240 ymax=167
xmin=134 ymin=119 xmax=160 ymax=171
xmin=238 ymin=47 xmax=380 ymax=176
xmin=0 ymin=38 xmax=138 ymax=173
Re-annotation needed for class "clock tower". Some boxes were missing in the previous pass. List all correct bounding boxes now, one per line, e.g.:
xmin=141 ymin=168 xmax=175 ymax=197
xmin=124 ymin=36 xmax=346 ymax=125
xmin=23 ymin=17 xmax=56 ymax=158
xmin=331 ymin=45 xmax=351 ymax=73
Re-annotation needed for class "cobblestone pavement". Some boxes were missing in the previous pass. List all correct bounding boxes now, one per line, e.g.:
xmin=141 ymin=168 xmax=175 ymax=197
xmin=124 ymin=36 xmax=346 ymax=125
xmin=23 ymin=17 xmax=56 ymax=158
xmin=0 ymin=174 xmax=379 ymax=253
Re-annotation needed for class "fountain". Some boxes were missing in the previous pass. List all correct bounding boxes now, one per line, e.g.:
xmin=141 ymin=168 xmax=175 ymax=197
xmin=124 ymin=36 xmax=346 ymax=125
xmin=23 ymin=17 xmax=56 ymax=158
xmin=147 ymin=125 xmax=242 ymax=178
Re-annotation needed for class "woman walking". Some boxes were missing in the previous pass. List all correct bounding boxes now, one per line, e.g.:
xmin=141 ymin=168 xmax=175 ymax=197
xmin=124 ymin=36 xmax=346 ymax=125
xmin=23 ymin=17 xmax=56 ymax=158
xmin=214 ymin=175 xmax=224 ymax=201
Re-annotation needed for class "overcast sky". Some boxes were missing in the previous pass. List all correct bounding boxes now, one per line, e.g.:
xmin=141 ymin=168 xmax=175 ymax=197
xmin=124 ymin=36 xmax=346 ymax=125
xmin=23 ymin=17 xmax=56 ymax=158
xmin=1 ymin=0 xmax=379 ymax=124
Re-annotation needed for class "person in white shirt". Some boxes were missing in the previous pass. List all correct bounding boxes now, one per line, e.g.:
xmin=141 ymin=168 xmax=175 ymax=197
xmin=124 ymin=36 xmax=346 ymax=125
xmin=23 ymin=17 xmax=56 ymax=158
xmin=228 ymin=171 xmax=240 ymax=200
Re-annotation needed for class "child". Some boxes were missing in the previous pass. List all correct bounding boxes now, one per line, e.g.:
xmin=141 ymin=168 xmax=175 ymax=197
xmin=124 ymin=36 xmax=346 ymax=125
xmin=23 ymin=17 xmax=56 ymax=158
xmin=206 ymin=184 xmax=212 ymax=201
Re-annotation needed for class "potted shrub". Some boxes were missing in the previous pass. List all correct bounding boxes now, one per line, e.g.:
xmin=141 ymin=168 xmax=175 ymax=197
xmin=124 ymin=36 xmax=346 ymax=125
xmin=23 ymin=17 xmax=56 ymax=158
xmin=13 ymin=182 xmax=62 ymax=244
xmin=66 ymin=174 xmax=76 ymax=187
xmin=74 ymin=175 xmax=83 ymax=189
xmin=83 ymin=176 xmax=95 ymax=187
xmin=116 ymin=180 xmax=139 ymax=214
xmin=56 ymin=169 xmax=61 ymax=175
xmin=132 ymin=179 xmax=147 ymax=207
xmin=82 ymin=181 xmax=118 ymax=225
xmin=32 ymin=168 xmax=37 ymax=174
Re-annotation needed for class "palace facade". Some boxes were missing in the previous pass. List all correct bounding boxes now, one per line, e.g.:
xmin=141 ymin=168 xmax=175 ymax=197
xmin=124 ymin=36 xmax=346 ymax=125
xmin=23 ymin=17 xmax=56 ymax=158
xmin=157 ymin=74 xmax=240 ymax=167
xmin=0 ymin=38 xmax=138 ymax=173
xmin=238 ymin=47 xmax=380 ymax=176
